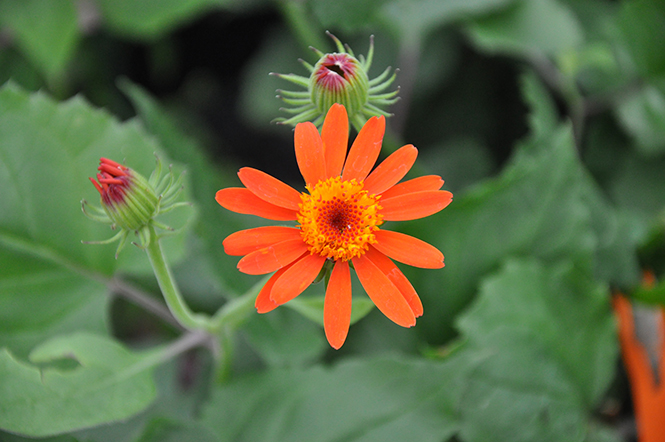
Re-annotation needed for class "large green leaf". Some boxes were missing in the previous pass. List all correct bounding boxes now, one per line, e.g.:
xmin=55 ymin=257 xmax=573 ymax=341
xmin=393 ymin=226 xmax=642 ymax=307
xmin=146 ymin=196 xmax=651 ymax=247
xmin=467 ymin=0 xmax=584 ymax=56
xmin=0 ymin=0 xmax=80 ymax=81
xmin=200 ymin=356 xmax=461 ymax=442
xmin=0 ymin=333 xmax=157 ymax=437
xmin=455 ymin=258 xmax=618 ymax=442
xmin=0 ymin=82 xmax=193 ymax=357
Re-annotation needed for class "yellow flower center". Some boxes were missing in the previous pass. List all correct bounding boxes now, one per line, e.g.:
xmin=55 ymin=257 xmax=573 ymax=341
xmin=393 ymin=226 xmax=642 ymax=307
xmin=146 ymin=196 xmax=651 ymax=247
xmin=298 ymin=177 xmax=383 ymax=261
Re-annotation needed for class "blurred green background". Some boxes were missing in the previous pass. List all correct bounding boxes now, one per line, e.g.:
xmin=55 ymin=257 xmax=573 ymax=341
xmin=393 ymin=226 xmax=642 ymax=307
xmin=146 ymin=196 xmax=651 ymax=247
xmin=2 ymin=0 xmax=665 ymax=440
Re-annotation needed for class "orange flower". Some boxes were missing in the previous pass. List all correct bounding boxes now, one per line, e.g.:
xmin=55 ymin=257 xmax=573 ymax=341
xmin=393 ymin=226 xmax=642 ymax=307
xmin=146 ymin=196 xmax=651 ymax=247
xmin=215 ymin=104 xmax=452 ymax=349
xmin=614 ymin=293 xmax=665 ymax=442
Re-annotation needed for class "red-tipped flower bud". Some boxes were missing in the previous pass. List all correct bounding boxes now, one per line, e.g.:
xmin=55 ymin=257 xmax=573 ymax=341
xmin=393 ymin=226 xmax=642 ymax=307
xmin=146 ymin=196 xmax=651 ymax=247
xmin=90 ymin=158 xmax=159 ymax=232
xmin=310 ymin=52 xmax=370 ymax=122
xmin=82 ymin=156 xmax=188 ymax=257
xmin=274 ymin=33 xmax=399 ymax=131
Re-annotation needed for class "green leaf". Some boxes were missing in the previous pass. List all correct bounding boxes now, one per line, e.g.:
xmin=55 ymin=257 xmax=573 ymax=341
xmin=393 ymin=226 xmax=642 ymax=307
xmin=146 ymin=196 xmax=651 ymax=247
xmin=615 ymin=84 xmax=665 ymax=155
xmin=0 ymin=250 xmax=108 ymax=360
xmin=455 ymin=258 xmax=617 ymax=441
xmin=96 ymin=0 xmax=230 ymax=40
xmin=0 ymin=333 xmax=157 ymax=437
xmin=286 ymin=296 xmax=376 ymax=327
xmin=520 ymin=70 xmax=559 ymax=142
xmin=0 ymin=46 xmax=44 ymax=92
xmin=135 ymin=418 xmax=218 ymax=442
xmin=380 ymin=0 xmax=516 ymax=44
xmin=200 ymin=356 xmax=461 ymax=442
xmin=467 ymin=0 xmax=584 ymax=56
xmin=74 ymin=354 xmax=215 ymax=442
xmin=241 ymin=307 xmax=327 ymax=367
xmin=309 ymin=0 xmax=391 ymax=33
xmin=0 ymin=432 xmax=77 ymax=442
xmin=632 ymin=279 xmax=665 ymax=305
xmin=580 ymin=175 xmax=640 ymax=288
xmin=0 ymin=0 xmax=80 ymax=80
xmin=608 ymin=148 xmax=665 ymax=229
xmin=617 ymin=0 xmax=665 ymax=78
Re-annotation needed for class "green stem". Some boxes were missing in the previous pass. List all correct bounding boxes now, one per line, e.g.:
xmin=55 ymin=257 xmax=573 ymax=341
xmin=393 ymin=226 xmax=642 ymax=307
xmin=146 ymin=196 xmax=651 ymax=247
xmin=112 ymin=330 xmax=212 ymax=385
xmin=213 ymin=327 xmax=234 ymax=384
xmin=144 ymin=225 xmax=209 ymax=330
xmin=278 ymin=0 xmax=327 ymax=51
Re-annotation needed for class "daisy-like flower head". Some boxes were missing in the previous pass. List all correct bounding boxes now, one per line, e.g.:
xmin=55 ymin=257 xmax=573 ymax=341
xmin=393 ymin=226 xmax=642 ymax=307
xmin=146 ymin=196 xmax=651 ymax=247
xmin=82 ymin=157 xmax=187 ymax=257
xmin=273 ymin=32 xmax=399 ymax=132
xmin=215 ymin=104 xmax=452 ymax=349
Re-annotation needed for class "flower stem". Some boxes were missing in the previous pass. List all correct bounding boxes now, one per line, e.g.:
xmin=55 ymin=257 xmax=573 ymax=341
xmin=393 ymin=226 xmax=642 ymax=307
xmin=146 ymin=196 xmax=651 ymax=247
xmin=144 ymin=225 xmax=209 ymax=330
xmin=278 ymin=0 xmax=327 ymax=51
xmin=132 ymin=330 xmax=212 ymax=376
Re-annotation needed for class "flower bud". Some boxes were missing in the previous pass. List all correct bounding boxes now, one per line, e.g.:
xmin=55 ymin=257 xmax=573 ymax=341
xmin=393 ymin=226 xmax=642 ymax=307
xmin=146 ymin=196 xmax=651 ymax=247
xmin=90 ymin=158 xmax=159 ymax=231
xmin=273 ymin=33 xmax=399 ymax=131
xmin=310 ymin=52 xmax=370 ymax=122
xmin=82 ymin=156 xmax=188 ymax=257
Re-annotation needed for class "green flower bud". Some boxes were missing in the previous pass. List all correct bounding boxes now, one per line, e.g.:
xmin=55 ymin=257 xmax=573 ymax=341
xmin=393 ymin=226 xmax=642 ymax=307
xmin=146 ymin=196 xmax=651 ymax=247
xmin=273 ymin=33 xmax=399 ymax=131
xmin=91 ymin=157 xmax=158 ymax=231
xmin=82 ymin=157 xmax=188 ymax=257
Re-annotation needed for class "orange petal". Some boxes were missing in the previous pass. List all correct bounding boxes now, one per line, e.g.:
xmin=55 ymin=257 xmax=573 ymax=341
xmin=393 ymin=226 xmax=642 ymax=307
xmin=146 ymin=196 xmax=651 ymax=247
xmin=341 ymin=116 xmax=385 ymax=182
xmin=324 ymin=260 xmax=352 ymax=349
xmin=352 ymin=254 xmax=416 ymax=327
xmin=238 ymin=167 xmax=302 ymax=210
xmin=215 ymin=188 xmax=298 ymax=221
xmin=381 ymin=190 xmax=453 ymax=221
xmin=295 ymin=122 xmax=327 ymax=186
xmin=363 ymin=145 xmax=418 ymax=195
xmin=364 ymin=246 xmax=423 ymax=317
xmin=379 ymin=175 xmax=444 ymax=199
xmin=223 ymin=226 xmax=302 ymax=256
xmin=321 ymin=103 xmax=349 ymax=178
xmin=613 ymin=295 xmax=664 ymax=439
xmin=614 ymin=295 xmax=657 ymax=393
xmin=659 ymin=306 xmax=665 ymax=390
xmin=373 ymin=230 xmax=444 ymax=269
xmin=237 ymin=240 xmax=308 ymax=275
xmin=255 ymin=264 xmax=295 ymax=313
xmin=270 ymin=253 xmax=327 ymax=305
